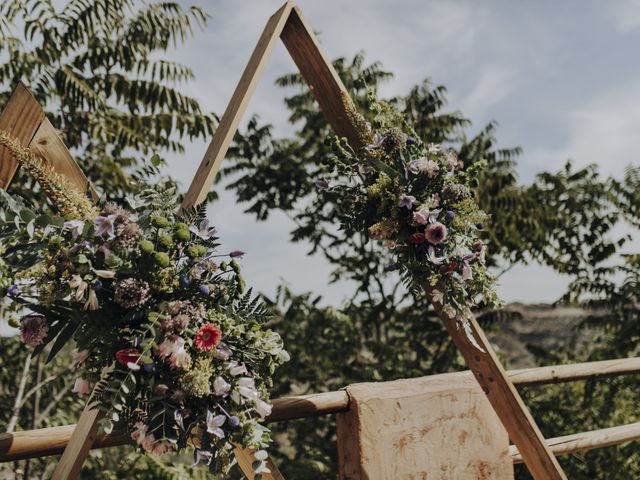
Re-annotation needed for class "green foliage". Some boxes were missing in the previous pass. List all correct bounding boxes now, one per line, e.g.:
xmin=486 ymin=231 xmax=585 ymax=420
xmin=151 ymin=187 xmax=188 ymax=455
xmin=223 ymin=53 xmax=640 ymax=478
xmin=0 ymin=0 xmax=216 ymax=199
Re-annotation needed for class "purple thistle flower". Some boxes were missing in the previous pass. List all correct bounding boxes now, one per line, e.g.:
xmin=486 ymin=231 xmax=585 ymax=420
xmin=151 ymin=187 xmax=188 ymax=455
xmin=179 ymin=275 xmax=190 ymax=288
xmin=425 ymin=222 xmax=448 ymax=245
xmin=190 ymin=219 xmax=216 ymax=240
xmin=94 ymin=215 xmax=117 ymax=238
xmin=198 ymin=284 xmax=210 ymax=296
xmin=20 ymin=315 xmax=48 ymax=347
xmin=314 ymin=179 xmax=330 ymax=190
xmin=406 ymin=137 xmax=417 ymax=146
xmin=7 ymin=284 xmax=20 ymax=298
xmin=476 ymin=222 xmax=485 ymax=230
xmin=445 ymin=210 xmax=455 ymax=222
xmin=398 ymin=194 xmax=416 ymax=210
xmin=143 ymin=363 xmax=155 ymax=373
xmin=229 ymin=250 xmax=245 ymax=258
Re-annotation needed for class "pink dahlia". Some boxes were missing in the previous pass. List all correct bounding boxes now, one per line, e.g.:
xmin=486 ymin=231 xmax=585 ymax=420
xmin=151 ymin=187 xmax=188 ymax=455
xmin=425 ymin=222 xmax=448 ymax=245
xmin=20 ymin=315 xmax=48 ymax=347
xmin=194 ymin=323 xmax=222 ymax=352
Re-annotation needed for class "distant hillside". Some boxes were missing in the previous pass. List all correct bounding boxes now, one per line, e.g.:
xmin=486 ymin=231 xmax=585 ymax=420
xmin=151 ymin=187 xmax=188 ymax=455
xmin=487 ymin=303 xmax=594 ymax=369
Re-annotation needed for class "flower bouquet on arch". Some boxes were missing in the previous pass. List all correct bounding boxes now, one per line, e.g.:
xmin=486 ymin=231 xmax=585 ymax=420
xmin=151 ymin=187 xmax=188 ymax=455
xmin=0 ymin=131 xmax=288 ymax=476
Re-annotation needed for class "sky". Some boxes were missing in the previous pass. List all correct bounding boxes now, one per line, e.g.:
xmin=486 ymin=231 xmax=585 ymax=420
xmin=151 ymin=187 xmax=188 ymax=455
xmin=157 ymin=0 xmax=640 ymax=307
xmin=2 ymin=0 xmax=639 ymax=336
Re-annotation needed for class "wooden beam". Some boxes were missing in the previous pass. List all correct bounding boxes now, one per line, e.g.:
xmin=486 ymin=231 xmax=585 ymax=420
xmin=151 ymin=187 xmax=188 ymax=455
xmin=0 ymin=83 xmax=45 ymax=189
xmin=510 ymin=422 xmax=640 ymax=464
xmin=426 ymin=285 xmax=567 ymax=480
xmin=51 ymin=406 xmax=102 ymax=480
xmin=509 ymin=357 xmax=640 ymax=387
xmin=280 ymin=6 xmax=363 ymax=148
xmin=181 ymin=1 xmax=294 ymax=210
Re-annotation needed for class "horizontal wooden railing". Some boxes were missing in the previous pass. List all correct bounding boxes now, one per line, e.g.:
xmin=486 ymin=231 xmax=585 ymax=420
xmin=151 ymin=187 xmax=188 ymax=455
xmin=2 ymin=357 xmax=640 ymax=463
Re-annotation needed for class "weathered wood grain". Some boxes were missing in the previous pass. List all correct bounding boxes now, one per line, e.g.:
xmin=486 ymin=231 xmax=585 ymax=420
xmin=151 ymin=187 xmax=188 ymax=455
xmin=280 ymin=6 xmax=362 ymax=148
xmin=0 ymin=83 xmax=45 ymax=189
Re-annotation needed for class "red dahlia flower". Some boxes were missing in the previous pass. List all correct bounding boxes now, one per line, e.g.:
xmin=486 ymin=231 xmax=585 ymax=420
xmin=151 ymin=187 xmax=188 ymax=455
xmin=194 ymin=323 xmax=222 ymax=352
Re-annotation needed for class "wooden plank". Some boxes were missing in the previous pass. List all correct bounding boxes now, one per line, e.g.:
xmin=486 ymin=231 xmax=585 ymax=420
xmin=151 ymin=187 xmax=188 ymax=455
xmin=280 ymin=6 xmax=363 ymax=149
xmin=336 ymin=372 xmax=513 ymax=480
xmin=51 ymin=407 xmax=102 ymax=480
xmin=510 ymin=421 xmax=640 ymax=464
xmin=425 ymin=284 xmax=567 ymax=479
xmin=180 ymin=1 xmax=294 ymax=210
xmin=0 ymin=83 xmax=46 ymax=189
xmin=233 ymin=446 xmax=285 ymax=480
xmin=30 ymin=118 xmax=98 ymax=202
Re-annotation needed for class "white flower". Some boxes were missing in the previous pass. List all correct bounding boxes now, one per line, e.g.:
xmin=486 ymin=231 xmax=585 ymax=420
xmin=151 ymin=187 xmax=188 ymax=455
xmin=213 ymin=376 xmax=231 ymax=396
xmin=431 ymin=289 xmax=444 ymax=305
xmin=255 ymin=400 xmax=273 ymax=419
xmin=238 ymin=377 xmax=258 ymax=401
xmin=69 ymin=275 xmax=88 ymax=301
xmin=94 ymin=270 xmax=115 ymax=279
xmin=206 ymin=411 xmax=226 ymax=438
xmin=427 ymin=143 xmax=441 ymax=154
xmin=227 ymin=361 xmax=248 ymax=376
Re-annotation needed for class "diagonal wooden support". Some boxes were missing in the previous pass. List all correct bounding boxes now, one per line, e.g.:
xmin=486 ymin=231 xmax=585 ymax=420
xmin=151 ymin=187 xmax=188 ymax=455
xmin=182 ymin=2 xmax=567 ymax=479
xmin=0 ymin=84 xmax=97 ymax=200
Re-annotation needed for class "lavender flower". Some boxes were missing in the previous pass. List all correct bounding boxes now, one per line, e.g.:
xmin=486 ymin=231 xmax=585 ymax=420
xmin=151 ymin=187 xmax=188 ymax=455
xmin=193 ymin=449 xmax=213 ymax=467
xmin=367 ymin=132 xmax=384 ymax=149
xmin=63 ymin=220 xmax=85 ymax=239
xmin=314 ymin=179 xmax=330 ymax=190
xmin=7 ymin=284 xmax=20 ymax=298
xmin=229 ymin=250 xmax=245 ymax=258
xmin=189 ymin=219 xmax=216 ymax=240
xmin=94 ymin=215 xmax=117 ymax=237
xmin=398 ymin=194 xmax=416 ymax=209
xmin=206 ymin=411 xmax=226 ymax=438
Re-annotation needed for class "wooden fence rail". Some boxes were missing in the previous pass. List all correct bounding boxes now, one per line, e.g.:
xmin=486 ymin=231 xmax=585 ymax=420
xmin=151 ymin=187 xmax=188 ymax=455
xmin=2 ymin=357 xmax=640 ymax=464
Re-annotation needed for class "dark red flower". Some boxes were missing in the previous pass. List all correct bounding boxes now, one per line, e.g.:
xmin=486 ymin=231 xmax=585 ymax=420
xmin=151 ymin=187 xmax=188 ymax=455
xmin=194 ymin=323 xmax=222 ymax=352
xmin=116 ymin=348 xmax=141 ymax=365
xmin=409 ymin=232 xmax=426 ymax=245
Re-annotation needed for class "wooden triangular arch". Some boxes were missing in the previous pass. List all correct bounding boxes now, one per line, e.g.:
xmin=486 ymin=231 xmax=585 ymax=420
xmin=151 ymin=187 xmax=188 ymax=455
xmin=0 ymin=2 xmax=566 ymax=479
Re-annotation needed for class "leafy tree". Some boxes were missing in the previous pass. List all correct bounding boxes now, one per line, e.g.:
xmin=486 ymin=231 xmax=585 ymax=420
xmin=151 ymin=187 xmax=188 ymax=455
xmin=224 ymin=53 xmax=638 ymax=478
xmin=0 ymin=1 xmax=215 ymax=478
xmin=0 ymin=0 xmax=215 ymax=199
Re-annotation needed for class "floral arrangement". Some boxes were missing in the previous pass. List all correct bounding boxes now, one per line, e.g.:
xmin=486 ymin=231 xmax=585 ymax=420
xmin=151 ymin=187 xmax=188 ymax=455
xmin=0 ymin=132 xmax=288 ymax=476
xmin=320 ymin=93 xmax=501 ymax=343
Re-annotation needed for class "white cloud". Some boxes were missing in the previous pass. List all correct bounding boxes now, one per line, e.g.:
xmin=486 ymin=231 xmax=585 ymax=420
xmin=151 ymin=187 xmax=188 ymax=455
xmin=528 ymin=82 xmax=640 ymax=178
xmin=455 ymin=65 xmax=516 ymax=120
xmin=610 ymin=0 xmax=640 ymax=32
